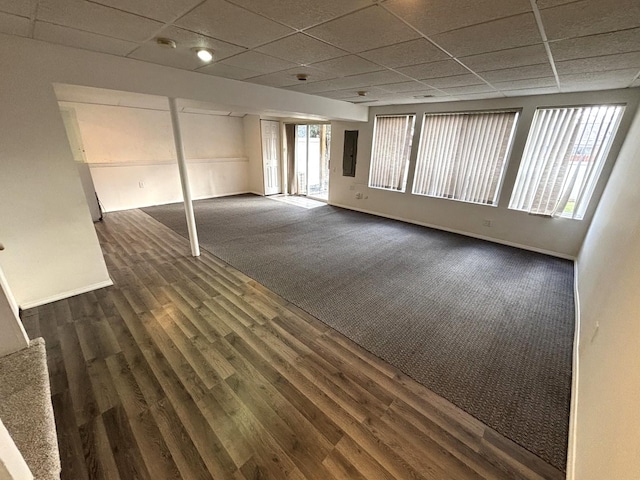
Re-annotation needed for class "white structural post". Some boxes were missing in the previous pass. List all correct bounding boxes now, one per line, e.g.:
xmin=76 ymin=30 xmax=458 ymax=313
xmin=168 ymin=97 xmax=200 ymax=257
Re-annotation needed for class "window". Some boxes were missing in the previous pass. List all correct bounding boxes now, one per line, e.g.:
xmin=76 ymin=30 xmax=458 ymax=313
xmin=369 ymin=114 xmax=415 ymax=192
xmin=412 ymin=111 xmax=518 ymax=205
xmin=509 ymin=105 xmax=625 ymax=219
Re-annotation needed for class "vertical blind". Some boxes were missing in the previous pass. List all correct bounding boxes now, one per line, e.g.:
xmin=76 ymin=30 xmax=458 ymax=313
xmin=369 ymin=114 xmax=415 ymax=191
xmin=509 ymin=105 xmax=625 ymax=219
xmin=412 ymin=111 xmax=518 ymax=205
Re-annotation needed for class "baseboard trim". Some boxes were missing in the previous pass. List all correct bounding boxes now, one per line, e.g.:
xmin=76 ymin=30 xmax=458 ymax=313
xmin=566 ymin=261 xmax=581 ymax=479
xmin=328 ymin=202 xmax=576 ymax=260
xmin=19 ymin=279 xmax=114 ymax=310
xmin=103 ymin=191 xmax=253 ymax=213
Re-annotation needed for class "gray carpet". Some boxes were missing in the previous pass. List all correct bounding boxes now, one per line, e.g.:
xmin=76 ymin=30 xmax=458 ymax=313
xmin=143 ymin=194 xmax=574 ymax=470
xmin=0 ymin=338 xmax=61 ymax=480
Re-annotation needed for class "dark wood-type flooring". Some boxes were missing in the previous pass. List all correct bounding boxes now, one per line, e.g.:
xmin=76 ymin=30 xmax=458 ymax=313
xmin=21 ymin=209 xmax=564 ymax=480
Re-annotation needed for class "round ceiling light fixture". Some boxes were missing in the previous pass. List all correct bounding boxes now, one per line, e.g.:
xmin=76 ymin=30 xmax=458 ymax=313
xmin=357 ymin=90 xmax=368 ymax=97
xmin=156 ymin=37 xmax=177 ymax=49
xmin=194 ymin=48 xmax=214 ymax=62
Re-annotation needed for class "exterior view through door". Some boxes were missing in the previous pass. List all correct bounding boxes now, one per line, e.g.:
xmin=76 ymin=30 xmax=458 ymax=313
xmin=295 ymin=124 xmax=331 ymax=201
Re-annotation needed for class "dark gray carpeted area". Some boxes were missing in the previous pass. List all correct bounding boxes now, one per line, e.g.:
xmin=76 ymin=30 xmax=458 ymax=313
xmin=143 ymin=194 xmax=574 ymax=470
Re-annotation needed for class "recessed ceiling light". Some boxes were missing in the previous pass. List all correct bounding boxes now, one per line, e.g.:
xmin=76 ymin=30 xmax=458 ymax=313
xmin=156 ymin=37 xmax=177 ymax=49
xmin=194 ymin=48 xmax=214 ymax=62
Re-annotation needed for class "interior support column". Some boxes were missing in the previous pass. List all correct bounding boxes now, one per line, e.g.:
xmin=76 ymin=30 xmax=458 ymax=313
xmin=168 ymin=97 xmax=200 ymax=257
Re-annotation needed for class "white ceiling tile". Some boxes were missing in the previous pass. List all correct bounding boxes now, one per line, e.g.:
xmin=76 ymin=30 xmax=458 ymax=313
xmin=440 ymin=84 xmax=497 ymax=95
xmin=397 ymin=60 xmax=470 ymax=80
xmin=88 ymin=0 xmax=203 ymax=23
xmin=556 ymin=52 xmax=640 ymax=75
xmin=319 ymin=86 xmax=389 ymax=100
xmin=220 ymin=51 xmax=298 ymax=74
xmin=424 ymin=74 xmax=485 ymax=88
xmin=452 ymin=92 xmax=505 ymax=100
xmin=541 ymin=0 xmax=640 ymax=41
xmin=431 ymin=13 xmax=543 ymax=57
xmin=128 ymin=44 xmax=207 ymax=70
xmin=329 ymin=70 xmax=409 ymax=88
xmin=256 ymin=34 xmax=346 ymax=65
xmin=0 ymin=0 xmax=37 ymax=17
xmin=384 ymin=0 xmax=532 ymax=36
xmin=309 ymin=55 xmax=381 ymax=76
xmin=492 ymin=77 xmax=558 ymax=90
xmin=378 ymin=81 xmax=434 ymax=93
xmin=0 ymin=11 xmax=31 ymax=37
xmin=198 ymin=62 xmax=261 ymax=80
xmin=458 ymin=44 xmax=550 ymax=72
xmin=306 ymin=6 xmax=420 ymax=53
xmin=284 ymin=80 xmax=338 ymax=94
xmin=37 ymin=0 xmax=163 ymax=42
xmin=549 ymin=28 xmax=640 ymax=61
xmin=34 ymin=22 xmax=139 ymax=55
xmin=502 ymin=87 xmax=561 ymax=97
xmin=481 ymin=64 xmax=554 ymax=83
xmin=358 ymin=39 xmax=450 ymax=68
xmin=277 ymin=66 xmax=338 ymax=83
xmin=536 ymin=0 xmax=575 ymax=8
xmin=225 ymin=0 xmax=372 ymax=29
xmin=245 ymin=73 xmax=300 ymax=88
xmin=147 ymin=26 xmax=246 ymax=61
xmin=559 ymin=69 xmax=639 ymax=90
xmin=176 ymin=0 xmax=294 ymax=48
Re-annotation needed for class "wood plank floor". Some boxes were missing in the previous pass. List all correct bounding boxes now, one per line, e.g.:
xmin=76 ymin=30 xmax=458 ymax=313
xmin=22 ymin=209 xmax=565 ymax=480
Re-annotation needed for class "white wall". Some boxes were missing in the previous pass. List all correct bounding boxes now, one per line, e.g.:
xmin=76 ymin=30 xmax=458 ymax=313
xmin=243 ymin=115 xmax=264 ymax=195
xmin=329 ymin=89 xmax=640 ymax=258
xmin=571 ymin=105 xmax=640 ymax=479
xmin=0 ymin=33 xmax=365 ymax=307
xmin=0 ymin=264 xmax=28 ymax=357
xmin=90 ymin=161 xmax=249 ymax=212
xmin=0 ymin=418 xmax=33 ymax=480
xmin=65 ymin=101 xmax=249 ymax=211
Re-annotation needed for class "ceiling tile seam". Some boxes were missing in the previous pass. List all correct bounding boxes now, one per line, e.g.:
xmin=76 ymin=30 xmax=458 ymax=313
xmin=290 ymin=3 xmax=393 ymax=33
xmin=79 ymin=0 xmax=165 ymax=27
xmin=31 ymin=19 xmax=147 ymax=47
xmin=217 ymin=0 xmax=305 ymax=32
xmin=536 ymin=0 xmax=583 ymax=10
xmin=253 ymin=32 xmax=351 ymax=63
xmin=136 ymin=0 xmax=211 ymax=49
xmin=190 ymin=32 xmax=310 ymax=73
xmin=529 ymin=0 xmax=561 ymax=89
xmin=378 ymin=5 xmax=501 ymax=95
xmin=546 ymin=25 xmax=640 ymax=49
xmin=27 ymin=0 xmax=40 ymax=38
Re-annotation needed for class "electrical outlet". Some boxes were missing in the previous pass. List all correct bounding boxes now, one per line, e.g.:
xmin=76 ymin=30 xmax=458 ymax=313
xmin=482 ymin=219 xmax=492 ymax=227
xmin=355 ymin=192 xmax=363 ymax=199
xmin=139 ymin=181 xmax=145 ymax=189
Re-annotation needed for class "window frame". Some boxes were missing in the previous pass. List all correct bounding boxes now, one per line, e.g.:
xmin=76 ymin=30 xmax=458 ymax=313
xmin=368 ymin=113 xmax=417 ymax=193
xmin=508 ymin=102 xmax=626 ymax=220
xmin=411 ymin=108 xmax=520 ymax=207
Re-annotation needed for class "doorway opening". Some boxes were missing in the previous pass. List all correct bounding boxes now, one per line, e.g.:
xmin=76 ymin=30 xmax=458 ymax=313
xmin=289 ymin=124 xmax=331 ymax=201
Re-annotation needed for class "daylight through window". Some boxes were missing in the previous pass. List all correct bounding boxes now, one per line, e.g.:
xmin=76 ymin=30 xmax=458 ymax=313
xmin=368 ymin=114 xmax=416 ymax=192
xmin=509 ymin=105 xmax=625 ymax=219
xmin=412 ymin=111 xmax=518 ymax=205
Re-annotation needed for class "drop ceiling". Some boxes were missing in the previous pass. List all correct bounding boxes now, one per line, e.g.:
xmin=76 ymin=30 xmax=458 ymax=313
xmin=2 ymin=0 xmax=640 ymax=106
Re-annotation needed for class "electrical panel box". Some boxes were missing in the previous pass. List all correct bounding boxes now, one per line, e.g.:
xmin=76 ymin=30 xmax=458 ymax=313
xmin=342 ymin=130 xmax=358 ymax=177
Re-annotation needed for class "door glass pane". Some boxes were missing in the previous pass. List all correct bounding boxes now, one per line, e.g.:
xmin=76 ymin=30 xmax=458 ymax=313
xmin=296 ymin=125 xmax=307 ymax=195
